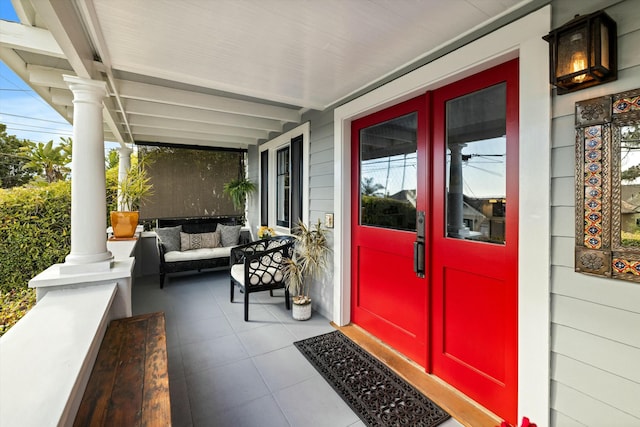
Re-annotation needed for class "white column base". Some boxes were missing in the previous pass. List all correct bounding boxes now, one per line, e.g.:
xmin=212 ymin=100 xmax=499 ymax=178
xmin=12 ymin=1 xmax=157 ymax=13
xmin=59 ymin=258 xmax=113 ymax=275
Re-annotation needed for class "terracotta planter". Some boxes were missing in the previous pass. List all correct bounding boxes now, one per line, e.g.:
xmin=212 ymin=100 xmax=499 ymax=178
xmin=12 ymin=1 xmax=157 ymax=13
xmin=110 ymin=211 xmax=139 ymax=239
xmin=292 ymin=300 xmax=312 ymax=321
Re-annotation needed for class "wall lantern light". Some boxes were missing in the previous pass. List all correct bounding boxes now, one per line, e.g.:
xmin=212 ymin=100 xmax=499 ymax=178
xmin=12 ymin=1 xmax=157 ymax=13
xmin=543 ymin=10 xmax=617 ymax=94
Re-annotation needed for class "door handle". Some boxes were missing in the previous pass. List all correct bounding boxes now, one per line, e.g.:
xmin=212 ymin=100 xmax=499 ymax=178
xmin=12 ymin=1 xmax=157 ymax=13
xmin=414 ymin=210 xmax=425 ymax=278
xmin=414 ymin=241 xmax=425 ymax=278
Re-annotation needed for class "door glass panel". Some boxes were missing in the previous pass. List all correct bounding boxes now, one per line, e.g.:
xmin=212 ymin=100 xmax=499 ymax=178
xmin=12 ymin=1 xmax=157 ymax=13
xmin=360 ymin=112 xmax=417 ymax=231
xmin=445 ymin=83 xmax=506 ymax=244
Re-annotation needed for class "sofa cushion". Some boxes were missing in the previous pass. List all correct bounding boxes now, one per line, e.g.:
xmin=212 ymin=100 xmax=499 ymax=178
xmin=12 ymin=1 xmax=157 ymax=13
xmin=217 ymin=224 xmax=242 ymax=247
xmin=164 ymin=246 xmax=232 ymax=262
xmin=155 ymin=226 xmax=182 ymax=252
xmin=180 ymin=231 xmax=221 ymax=251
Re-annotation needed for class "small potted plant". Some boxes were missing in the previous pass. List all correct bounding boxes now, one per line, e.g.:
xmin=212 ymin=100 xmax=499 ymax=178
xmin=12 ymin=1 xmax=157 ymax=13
xmin=110 ymin=161 xmax=153 ymax=239
xmin=282 ymin=219 xmax=330 ymax=320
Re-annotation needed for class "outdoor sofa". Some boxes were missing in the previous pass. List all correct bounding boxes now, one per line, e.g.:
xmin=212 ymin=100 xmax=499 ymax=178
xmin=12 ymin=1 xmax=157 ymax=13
xmin=155 ymin=216 xmax=250 ymax=288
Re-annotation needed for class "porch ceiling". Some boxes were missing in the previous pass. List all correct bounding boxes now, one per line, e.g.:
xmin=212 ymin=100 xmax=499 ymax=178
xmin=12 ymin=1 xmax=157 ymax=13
xmin=1 ymin=0 xmax=535 ymax=150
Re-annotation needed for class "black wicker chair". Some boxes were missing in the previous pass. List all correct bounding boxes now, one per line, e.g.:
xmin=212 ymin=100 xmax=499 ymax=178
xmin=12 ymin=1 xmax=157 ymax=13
xmin=230 ymin=235 xmax=295 ymax=321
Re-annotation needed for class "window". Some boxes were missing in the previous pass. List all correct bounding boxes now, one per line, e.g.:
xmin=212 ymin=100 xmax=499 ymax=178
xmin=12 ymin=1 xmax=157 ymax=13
xmin=259 ymin=123 xmax=309 ymax=231
xmin=276 ymin=147 xmax=290 ymax=226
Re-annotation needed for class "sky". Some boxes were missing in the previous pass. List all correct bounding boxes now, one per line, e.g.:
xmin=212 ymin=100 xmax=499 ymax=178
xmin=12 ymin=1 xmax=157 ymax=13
xmin=0 ymin=1 xmax=74 ymax=144
xmin=1 ymin=1 xmax=117 ymax=152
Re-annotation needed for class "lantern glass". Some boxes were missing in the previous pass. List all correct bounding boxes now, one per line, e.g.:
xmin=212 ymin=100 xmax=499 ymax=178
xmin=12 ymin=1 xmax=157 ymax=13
xmin=557 ymin=27 xmax=589 ymax=84
xmin=543 ymin=10 xmax=617 ymax=94
xmin=599 ymin=22 xmax=610 ymax=71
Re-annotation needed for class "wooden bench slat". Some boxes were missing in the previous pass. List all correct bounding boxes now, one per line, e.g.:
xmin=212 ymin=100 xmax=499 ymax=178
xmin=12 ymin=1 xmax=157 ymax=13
xmin=73 ymin=319 xmax=125 ymax=426
xmin=143 ymin=314 xmax=171 ymax=424
xmin=107 ymin=318 xmax=147 ymax=426
xmin=74 ymin=312 xmax=171 ymax=427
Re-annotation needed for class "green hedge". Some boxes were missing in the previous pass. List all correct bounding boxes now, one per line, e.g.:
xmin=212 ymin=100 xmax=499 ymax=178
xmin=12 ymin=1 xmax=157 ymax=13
xmin=0 ymin=181 xmax=71 ymax=293
xmin=361 ymin=195 xmax=417 ymax=230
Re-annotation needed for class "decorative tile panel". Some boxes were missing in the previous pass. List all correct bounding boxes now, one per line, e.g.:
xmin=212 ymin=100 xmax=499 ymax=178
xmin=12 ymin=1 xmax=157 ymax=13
xmin=575 ymin=88 xmax=640 ymax=283
xmin=582 ymin=126 xmax=603 ymax=249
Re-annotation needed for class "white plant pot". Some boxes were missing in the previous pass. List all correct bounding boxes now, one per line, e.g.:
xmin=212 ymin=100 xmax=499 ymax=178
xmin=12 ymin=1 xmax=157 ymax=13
xmin=292 ymin=301 xmax=312 ymax=320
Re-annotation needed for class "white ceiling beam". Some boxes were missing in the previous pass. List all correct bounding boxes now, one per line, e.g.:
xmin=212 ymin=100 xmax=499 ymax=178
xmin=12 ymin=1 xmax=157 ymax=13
xmin=115 ymin=79 xmax=300 ymax=123
xmin=27 ymin=65 xmax=69 ymax=89
xmin=30 ymin=0 xmax=98 ymax=79
xmin=0 ymin=20 xmax=64 ymax=57
xmin=133 ymin=135 xmax=250 ymax=151
xmin=122 ymin=99 xmax=283 ymax=133
xmin=131 ymin=126 xmax=255 ymax=146
xmin=12 ymin=0 xmax=37 ymax=26
xmin=125 ymin=116 xmax=269 ymax=140
xmin=101 ymin=97 xmax=126 ymax=145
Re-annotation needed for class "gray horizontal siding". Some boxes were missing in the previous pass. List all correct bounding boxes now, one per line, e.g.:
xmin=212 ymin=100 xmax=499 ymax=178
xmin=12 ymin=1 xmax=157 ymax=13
xmin=549 ymin=0 xmax=640 ymax=425
xmin=552 ymin=324 xmax=640 ymax=384
xmin=304 ymin=109 xmax=335 ymax=319
xmin=551 ymin=380 xmax=640 ymax=426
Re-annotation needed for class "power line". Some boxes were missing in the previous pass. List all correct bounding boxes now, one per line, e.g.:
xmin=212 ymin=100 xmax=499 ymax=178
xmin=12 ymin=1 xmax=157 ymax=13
xmin=0 ymin=71 xmax=64 ymax=115
xmin=2 ymin=120 xmax=72 ymax=133
xmin=0 ymin=112 xmax=70 ymax=125
xmin=4 ymin=126 xmax=73 ymax=136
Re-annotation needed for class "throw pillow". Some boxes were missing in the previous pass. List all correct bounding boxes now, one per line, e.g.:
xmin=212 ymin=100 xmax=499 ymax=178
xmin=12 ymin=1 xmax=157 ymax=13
xmin=180 ymin=231 xmax=221 ymax=251
xmin=155 ymin=226 xmax=182 ymax=252
xmin=217 ymin=224 xmax=242 ymax=247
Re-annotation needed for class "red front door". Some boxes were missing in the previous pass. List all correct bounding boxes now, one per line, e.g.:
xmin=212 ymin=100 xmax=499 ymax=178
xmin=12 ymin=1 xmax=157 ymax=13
xmin=431 ymin=59 xmax=519 ymax=422
xmin=351 ymin=59 xmax=519 ymax=423
xmin=351 ymin=95 xmax=429 ymax=367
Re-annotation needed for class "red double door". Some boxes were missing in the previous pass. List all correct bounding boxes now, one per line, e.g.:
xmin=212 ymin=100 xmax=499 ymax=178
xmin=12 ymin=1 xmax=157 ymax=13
xmin=351 ymin=60 xmax=519 ymax=423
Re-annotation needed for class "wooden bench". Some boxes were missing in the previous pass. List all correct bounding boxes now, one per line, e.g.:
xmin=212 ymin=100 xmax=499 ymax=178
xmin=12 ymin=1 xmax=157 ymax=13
xmin=73 ymin=312 xmax=171 ymax=426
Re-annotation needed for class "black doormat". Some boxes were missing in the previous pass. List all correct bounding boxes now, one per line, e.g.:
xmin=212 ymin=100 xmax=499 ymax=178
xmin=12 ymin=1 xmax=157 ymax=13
xmin=294 ymin=331 xmax=451 ymax=427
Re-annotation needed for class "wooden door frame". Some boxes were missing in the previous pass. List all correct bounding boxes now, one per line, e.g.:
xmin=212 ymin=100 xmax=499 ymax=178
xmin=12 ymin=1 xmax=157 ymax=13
xmin=332 ymin=6 xmax=551 ymax=425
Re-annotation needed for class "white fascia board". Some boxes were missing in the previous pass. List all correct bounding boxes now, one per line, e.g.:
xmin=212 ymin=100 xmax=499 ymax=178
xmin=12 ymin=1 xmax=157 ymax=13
xmin=132 ymin=127 xmax=255 ymax=146
xmin=135 ymin=134 xmax=251 ymax=150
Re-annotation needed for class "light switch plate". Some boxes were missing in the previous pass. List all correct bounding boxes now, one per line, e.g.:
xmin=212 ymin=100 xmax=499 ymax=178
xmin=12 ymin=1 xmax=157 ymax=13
xmin=325 ymin=213 xmax=334 ymax=228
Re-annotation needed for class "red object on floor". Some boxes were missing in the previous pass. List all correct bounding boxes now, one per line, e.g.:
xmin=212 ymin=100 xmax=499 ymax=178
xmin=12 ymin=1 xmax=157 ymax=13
xmin=500 ymin=417 xmax=537 ymax=427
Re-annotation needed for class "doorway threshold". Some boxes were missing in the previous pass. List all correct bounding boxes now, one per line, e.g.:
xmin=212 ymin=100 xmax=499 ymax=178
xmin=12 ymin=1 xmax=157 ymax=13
xmin=333 ymin=323 xmax=502 ymax=427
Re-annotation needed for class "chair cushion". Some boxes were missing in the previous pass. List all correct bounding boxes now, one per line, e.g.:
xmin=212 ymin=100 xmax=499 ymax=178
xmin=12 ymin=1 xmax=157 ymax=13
xmin=231 ymin=263 xmax=283 ymax=287
xmin=217 ymin=224 xmax=242 ymax=246
xmin=180 ymin=231 xmax=221 ymax=251
xmin=155 ymin=226 xmax=182 ymax=252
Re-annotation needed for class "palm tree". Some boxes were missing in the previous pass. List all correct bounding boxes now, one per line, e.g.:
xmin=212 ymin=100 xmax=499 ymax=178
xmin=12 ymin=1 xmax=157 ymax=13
xmin=20 ymin=139 xmax=72 ymax=183
xmin=361 ymin=177 xmax=385 ymax=196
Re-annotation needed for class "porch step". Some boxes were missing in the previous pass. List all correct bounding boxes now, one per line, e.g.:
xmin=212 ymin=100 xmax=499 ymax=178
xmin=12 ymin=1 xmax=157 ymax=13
xmin=73 ymin=312 xmax=171 ymax=426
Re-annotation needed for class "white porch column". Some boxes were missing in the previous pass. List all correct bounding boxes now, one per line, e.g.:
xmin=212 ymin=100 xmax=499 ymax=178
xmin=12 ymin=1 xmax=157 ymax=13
xmin=446 ymin=142 xmax=469 ymax=238
xmin=117 ymin=146 xmax=132 ymax=211
xmin=63 ymin=75 xmax=113 ymax=266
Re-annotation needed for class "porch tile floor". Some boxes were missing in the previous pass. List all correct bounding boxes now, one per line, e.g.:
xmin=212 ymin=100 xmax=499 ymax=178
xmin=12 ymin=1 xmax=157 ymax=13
xmin=132 ymin=271 xmax=462 ymax=427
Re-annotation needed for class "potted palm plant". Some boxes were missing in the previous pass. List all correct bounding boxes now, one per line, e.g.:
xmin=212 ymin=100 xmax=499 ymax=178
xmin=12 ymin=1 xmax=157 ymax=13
xmin=110 ymin=162 xmax=153 ymax=239
xmin=283 ymin=219 xmax=331 ymax=320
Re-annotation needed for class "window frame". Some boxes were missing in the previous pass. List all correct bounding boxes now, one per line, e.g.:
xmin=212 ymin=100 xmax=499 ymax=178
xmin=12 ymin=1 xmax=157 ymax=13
xmin=259 ymin=122 xmax=310 ymax=234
